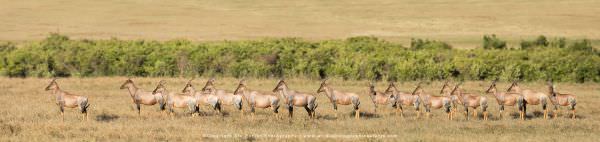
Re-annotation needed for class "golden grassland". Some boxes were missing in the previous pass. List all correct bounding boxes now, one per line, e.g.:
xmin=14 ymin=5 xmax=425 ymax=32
xmin=0 ymin=77 xmax=598 ymax=141
xmin=2 ymin=0 xmax=600 ymax=48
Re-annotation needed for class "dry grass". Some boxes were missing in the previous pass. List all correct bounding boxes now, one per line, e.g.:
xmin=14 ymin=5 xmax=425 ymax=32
xmin=0 ymin=77 xmax=598 ymax=141
xmin=2 ymin=0 xmax=600 ymax=48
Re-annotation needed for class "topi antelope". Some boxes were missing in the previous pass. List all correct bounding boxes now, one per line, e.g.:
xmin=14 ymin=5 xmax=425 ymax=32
xmin=316 ymin=79 xmax=361 ymax=119
xmin=234 ymin=79 xmax=280 ymax=119
xmin=120 ymin=78 xmax=166 ymax=117
xmin=44 ymin=78 xmax=90 ymax=121
xmin=199 ymin=78 xmax=242 ymax=114
xmin=485 ymin=80 xmax=526 ymax=120
xmin=449 ymin=82 xmax=489 ymax=120
xmin=412 ymin=82 xmax=452 ymax=119
xmin=181 ymin=78 xmax=223 ymax=115
xmin=272 ymin=79 xmax=318 ymax=119
xmin=439 ymin=81 xmax=459 ymax=118
xmin=507 ymin=81 xmax=550 ymax=119
xmin=368 ymin=82 xmax=393 ymax=116
xmin=547 ymin=81 xmax=577 ymax=119
xmin=152 ymin=80 xmax=199 ymax=118
xmin=384 ymin=82 xmax=420 ymax=118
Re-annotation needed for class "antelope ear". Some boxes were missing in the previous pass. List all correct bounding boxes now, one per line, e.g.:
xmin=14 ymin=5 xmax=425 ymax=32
xmin=159 ymin=80 xmax=166 ymax=85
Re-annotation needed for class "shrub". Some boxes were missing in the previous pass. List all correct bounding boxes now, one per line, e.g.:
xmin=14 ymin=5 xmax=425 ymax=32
xmin=0 ymin=34 xmax=598 ymax=82
xmin=521 ymin=35 xmax=550 ymax=49
xmin=482 ymin=34 xmax=507 ymax=49
xmin=410 ymin=38 xmax=452 ymax=50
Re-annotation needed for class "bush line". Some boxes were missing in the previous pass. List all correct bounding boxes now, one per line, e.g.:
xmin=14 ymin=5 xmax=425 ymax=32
xmin=0 ymin=34 xmax=598 ymax=82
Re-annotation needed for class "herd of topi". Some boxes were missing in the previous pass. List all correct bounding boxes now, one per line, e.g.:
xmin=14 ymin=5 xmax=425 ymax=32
xmin=44 ymin=78 xmax=577 ymax=122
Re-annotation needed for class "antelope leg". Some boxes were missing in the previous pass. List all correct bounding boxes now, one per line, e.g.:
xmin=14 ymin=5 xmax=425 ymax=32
xmin=334 ymin=109 xmax=338 ymax=119
xmin=484 ymin=111 xmax=488 ymax=120
xmin=241 ymin=109 xmax=245 ymax=118
xmin=355 ymin=108 xmax=360 ymax=120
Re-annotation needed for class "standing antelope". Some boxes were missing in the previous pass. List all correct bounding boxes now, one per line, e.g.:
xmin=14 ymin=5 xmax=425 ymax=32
xmin=44 ymin=78 xmax=90 ymax=121
xmin=547 ymin=81 xmax=577 ymax=119
xmin=440 ymin=81 xmax=458 ymax=117
xmin=120 ymin=78 xmax=166 ymax=117
xmin=449 ymin=82 xmax=489 ymax=120
xmin=412 ymin=83 xmax=452 ymax=119
xmin=272 ymin=79 xmax=317 ymax=119
xmin=507 ymin=81 xmax=550 ymax=119
xmin=384 ymin=82 xmax=420 ymax=117
xmin=152 ymin=80 xmax=199 ymax=118
xmin=233 ymin=80 xmax=280 ymax=119
xmin=316 ymin=79 xmax=361 ymax=119
xmin=368 ymin=82 xmax=393 ymax=116
xmin=181 ymin=79 xmax=222 ymax=115
xmin=199 ymin=78 xmax=242 ymax=114
xmin=485 ymin=80 xmax=526 ymax=120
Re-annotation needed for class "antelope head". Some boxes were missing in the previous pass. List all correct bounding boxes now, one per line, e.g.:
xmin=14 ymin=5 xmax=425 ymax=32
xmin=272 ymin=79 xmax=288 ymax=93
xmin=385 ymin=81 xmax=399 ymax=100
xmin=547 ymin=80 xmax=556 ymax=97
xmin=316 ymin=79 xmax=329 ymax=93
xmin=45 ymin=78 xmax=59 ymax=91
xmin=152 ymin=80 xmax=167 ymax=95
xmin=182 ymin=78 xmax=195 ymax=93
xmin=506 ymin=80 xmax=520 ymax=92
xmin=384 ymin=81 xmax=398 ymax=94
xmin=485 ymin=79 xmax=499 ymax=94
xmin=411 ymin=82 xmax=423 ymax=96
xmin=450 ymin=82 xmax=463 ymax=96
xmin=440 ymin=80 xmax=451 ymax=94
xmin=233 ymin=79 xmax=247 ymax=95
xmin=120 ymin=78 xmax=134 ymax=89
xmin=368 ymin=82 xmax=377 ymax=96
xmin=201 ymin=78 xmax=216 ymax=93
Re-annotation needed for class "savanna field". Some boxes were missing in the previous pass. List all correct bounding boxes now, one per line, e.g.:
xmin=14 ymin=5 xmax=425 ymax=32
xmin=2 ymin=0 xmax=600 ymax=141
xmin=0 ymin=77 xmax=599 ymax=141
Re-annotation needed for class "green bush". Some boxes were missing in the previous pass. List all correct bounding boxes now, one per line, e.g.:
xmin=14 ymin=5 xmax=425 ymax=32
xmin=482 ymin=34 xmax=507 ymax=49
xmin=521 ymin=35 xmax=548 ymax=49
xmin=410 ymin=38 xmax=452 ymax=50
xmin=0 ymin=34 xmax=598 ymax=82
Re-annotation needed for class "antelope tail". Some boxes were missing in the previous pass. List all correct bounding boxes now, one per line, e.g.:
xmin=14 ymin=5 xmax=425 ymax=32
xmin=80 ymin=98 xmax=90 ymax=113
xmin=517 ymin=96 xmax=525 ymax=111
xmin=569 ymin=98 xmax=577 ymax=110
xmin=443 ymin=100 xmax=451 ymax=113
xmin=480 ymin=97 xmax=488 ymax=112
